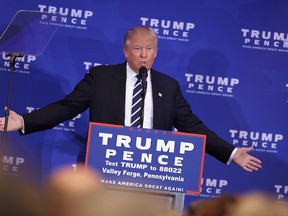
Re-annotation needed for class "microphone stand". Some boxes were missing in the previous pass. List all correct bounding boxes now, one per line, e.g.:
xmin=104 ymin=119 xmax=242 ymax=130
xmin=1 ymin=52 xmax=24 ymax=171
xmin=139 ymin=67 xmax=148 ymax=128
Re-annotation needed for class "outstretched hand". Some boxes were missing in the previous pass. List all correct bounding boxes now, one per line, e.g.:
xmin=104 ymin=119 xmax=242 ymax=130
xmin=0 ymin=107 xmax=23 ymax=132
xmin=232 ymin=146 xmax=262 ymax=172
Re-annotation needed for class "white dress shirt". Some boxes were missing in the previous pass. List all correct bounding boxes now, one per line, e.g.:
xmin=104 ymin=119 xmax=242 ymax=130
xmin=124 ymin=64 xmax=153 ymax=129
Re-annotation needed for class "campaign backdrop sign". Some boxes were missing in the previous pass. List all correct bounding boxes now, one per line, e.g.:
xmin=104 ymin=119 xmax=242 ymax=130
xmin=85 ymin=122 xmax=206 ymax=194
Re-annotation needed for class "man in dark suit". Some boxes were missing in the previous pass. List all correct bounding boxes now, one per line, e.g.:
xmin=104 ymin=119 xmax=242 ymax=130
xmin=0 ymin=26 xmax=261 ymax=171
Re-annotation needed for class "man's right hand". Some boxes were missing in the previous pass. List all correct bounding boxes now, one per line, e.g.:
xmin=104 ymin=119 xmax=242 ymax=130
xmin=0 ymin=108 xmax=23 ymax=131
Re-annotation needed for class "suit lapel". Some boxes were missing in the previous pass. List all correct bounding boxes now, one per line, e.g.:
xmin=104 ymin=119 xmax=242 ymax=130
xmin=110 ymin=63 xmax=126 ymax=125
xmin=151 ymin=71 xmax=163 ymax=129
xmin=109 ymin=65 xmax=165 ymax=127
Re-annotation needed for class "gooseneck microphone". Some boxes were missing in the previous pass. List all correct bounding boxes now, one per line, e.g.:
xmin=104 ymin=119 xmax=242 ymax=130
xmin=139 ymin=66 xmax=148 ymax=100
xmin=139 ymin=66 xmax=148 ymax=128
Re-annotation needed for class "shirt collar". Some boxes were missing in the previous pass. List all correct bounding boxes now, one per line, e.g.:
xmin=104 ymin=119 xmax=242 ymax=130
xmin=126 ymin=63 xmax=137 ymax=81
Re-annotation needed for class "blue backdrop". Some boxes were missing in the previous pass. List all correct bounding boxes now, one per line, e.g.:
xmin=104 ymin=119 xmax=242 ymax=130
xmin=0 ymin=0 xmax=287 ymax=209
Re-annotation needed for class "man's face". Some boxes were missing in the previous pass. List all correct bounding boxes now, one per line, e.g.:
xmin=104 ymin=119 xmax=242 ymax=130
xmin=123 ymin=34 xmax=158 ymax=73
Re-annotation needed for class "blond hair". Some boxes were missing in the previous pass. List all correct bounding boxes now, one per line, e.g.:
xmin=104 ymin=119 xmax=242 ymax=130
xmin=123 ymin=26 xmax=158 ymax=49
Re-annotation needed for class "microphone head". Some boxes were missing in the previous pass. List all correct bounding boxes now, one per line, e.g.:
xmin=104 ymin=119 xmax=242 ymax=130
xmin=139 ymin=66 xmax=148 ymax=76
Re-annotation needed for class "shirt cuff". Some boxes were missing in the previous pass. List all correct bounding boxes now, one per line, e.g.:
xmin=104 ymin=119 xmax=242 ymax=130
xmin=226 ymin=147 xmax=238 ymax=165
xmin=20 ymin=115 xmax=25 ymax=134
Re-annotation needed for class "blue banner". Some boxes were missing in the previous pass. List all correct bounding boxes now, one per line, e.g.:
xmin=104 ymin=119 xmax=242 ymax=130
xmin=0 ymin=0 xmax=287 ymax=210
xmin=85 ymin=123 xmax=206 ymax=194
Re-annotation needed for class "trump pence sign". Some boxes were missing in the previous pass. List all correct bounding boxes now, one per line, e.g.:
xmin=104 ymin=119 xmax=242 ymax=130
xmin=85 ymin=122 xmax=206 ymax=194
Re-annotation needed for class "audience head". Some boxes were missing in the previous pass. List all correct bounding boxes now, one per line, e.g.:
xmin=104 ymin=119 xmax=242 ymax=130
xmin=185 ymin=195 xmax=240 ymax=216
xmin=185 ymin=193 xmax=288 ymax=216
xmin=0 ymin=175 xmax=42 ymax=216
xmin=184 ymin=199 xmax=208 ymax=216
xmin=231 ymin=193 xmax=288 ymax=216
xmin=42 ymin=164 xmax=103 ymax=216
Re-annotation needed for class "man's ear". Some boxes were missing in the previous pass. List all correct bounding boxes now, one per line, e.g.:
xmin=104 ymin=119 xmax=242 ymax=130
xmin=154 ymin=47 xmax=158 ymax=58
xmin=123 ymin=48 xmax=128 ymax=58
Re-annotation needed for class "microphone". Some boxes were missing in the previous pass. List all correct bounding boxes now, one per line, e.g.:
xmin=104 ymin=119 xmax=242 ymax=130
xmin=139 ymin=66 xmax=148 ymax=100
xmin=138 ymin=66 xmax=148 ymax=128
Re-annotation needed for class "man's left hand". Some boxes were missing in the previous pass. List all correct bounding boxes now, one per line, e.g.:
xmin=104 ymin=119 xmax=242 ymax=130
xmin=232 ymin=146 xmax=262 ymax=172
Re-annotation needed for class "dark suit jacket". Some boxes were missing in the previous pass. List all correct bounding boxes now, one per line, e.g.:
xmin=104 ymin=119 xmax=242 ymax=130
xmin=22 ymin=62 xmax=235 ymax=163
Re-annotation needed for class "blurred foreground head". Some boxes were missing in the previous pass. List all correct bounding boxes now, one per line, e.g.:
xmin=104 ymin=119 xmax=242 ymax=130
xmin=42 ymin=165 xmax=103 ymax=216
xmin=184 ymin=199 xmax=208 ymax=216
xmin=187 ymin=195 xmax=239 ymax=216
xmin=0 ymin=175 xmax=42 ymax=216
xmin=230 ymin=193 xmax=288 ymax=216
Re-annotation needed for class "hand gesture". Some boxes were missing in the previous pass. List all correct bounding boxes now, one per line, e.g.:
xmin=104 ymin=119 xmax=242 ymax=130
xmin=232 ymin=146 xmax=262 ymax=172
xmin=0 ymin=108 xmax=23 ymax=132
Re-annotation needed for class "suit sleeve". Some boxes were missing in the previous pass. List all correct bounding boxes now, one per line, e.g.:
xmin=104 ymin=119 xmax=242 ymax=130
xmin=173 ymin=82 xmax=235 ymax=164
xmin=20 ymin=71 xmax=96 ymax=135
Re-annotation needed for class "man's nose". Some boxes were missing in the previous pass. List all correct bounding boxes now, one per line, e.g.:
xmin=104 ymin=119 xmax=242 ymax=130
xmin=140 ymin=48 xmax=147 ymax=57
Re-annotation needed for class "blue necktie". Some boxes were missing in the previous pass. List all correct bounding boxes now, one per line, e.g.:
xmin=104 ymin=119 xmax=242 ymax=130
xmin=130 ymin=75 xmax=143 ymax=128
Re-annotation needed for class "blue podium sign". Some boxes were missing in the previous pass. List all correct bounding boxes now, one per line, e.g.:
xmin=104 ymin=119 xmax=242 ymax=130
xmin=85 ymin=122 xmax=206 ymax=194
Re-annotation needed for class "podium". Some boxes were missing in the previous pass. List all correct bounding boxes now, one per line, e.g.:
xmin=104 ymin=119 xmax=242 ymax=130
xmin=85 ymin=122 xmax=206 ymax=213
